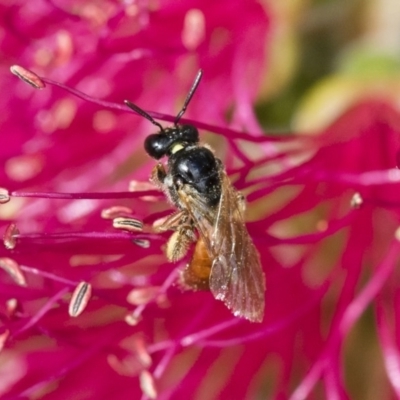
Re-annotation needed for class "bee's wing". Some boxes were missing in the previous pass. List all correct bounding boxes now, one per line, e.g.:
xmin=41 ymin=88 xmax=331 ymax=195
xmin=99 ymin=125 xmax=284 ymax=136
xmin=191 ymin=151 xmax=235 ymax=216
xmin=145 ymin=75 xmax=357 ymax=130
xmin=178 ymin=170 xmax=265 ymax=323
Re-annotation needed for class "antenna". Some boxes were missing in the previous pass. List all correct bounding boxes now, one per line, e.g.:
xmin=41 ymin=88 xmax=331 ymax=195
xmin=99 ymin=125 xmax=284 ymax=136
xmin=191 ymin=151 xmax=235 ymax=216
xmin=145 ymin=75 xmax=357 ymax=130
xmin=124 ymin=100 xmax=164 ymax=132
xmin=174 ymin=69 xmax=203 ymax=125
xmin=124 ymin=69 xmax=203 ymax=129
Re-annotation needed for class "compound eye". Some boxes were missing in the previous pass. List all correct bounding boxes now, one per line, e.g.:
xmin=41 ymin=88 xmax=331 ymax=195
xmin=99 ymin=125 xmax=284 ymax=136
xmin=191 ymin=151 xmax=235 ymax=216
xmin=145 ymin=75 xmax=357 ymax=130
xmin=179 ymin=125 xmax=199 ymax=144
xmin=144 ymin=134 xmax=170 ymax=159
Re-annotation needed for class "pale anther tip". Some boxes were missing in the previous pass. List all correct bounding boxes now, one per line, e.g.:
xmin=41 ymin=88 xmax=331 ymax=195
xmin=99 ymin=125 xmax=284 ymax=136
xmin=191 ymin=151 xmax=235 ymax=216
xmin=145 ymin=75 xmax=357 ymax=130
xmin=0 ymin=188 xmax=10 ymax=204
xmin=395 ymin=227 xmax=400 ymax=242
xmin=68 ymin=281 xmax=92 ymax=317
xmin=10 ymin=65 xmax=46 ymax=89
xmin=350 ymin=192 xmax=363 ymax=209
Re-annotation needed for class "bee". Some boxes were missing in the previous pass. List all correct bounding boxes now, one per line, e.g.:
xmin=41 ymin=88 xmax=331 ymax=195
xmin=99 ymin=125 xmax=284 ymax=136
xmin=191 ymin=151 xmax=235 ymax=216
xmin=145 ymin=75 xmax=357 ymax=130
xmin=124 ymin=71 xmax=265 ymax=322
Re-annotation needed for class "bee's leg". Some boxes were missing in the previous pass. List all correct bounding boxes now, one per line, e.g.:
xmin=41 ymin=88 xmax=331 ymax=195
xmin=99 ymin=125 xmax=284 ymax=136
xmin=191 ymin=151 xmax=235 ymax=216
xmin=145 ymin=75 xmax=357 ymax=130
xmin=165 ymin=224 xmax=196 ymax=262
xmin=150 ymin=163 xmax=167 ymax=190
xmin=150 ymin=163 xmax=181 ymax=206
xmin=149 ymin=164 xmax=195 ymax=261
xmin=156 ymin=210 xmax=191 ymax=232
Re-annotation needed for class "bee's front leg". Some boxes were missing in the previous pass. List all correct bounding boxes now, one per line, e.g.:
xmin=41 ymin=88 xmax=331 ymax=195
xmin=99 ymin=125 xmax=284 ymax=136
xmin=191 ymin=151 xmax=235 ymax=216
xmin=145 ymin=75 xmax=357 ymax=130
xmin=151 ymin=163 xmax=181 ymax=206
xmin=150 ymin=163 xmax=167 ymax=189
xmin=156 ymin=210 xmax=191 ymax=232
xmin=150 ymin=166 xmax=196 ymax=261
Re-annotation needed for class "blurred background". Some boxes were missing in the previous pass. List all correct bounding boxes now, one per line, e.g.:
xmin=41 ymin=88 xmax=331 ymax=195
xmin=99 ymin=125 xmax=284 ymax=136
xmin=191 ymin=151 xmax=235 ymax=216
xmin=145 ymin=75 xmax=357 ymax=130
xmin=261 ymin=0 xmax=400 ymax=132
xmin=263 ymin=1 xmax=400 ymax=398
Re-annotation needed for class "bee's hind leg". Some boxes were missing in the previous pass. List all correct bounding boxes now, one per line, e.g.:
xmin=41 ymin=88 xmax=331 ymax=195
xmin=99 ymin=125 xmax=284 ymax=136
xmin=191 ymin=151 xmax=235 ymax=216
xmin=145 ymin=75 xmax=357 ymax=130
xmin=165 ymin=223 xmax=196 ymax=262
xmin=154 ymin=209 xmax=196 ymax=262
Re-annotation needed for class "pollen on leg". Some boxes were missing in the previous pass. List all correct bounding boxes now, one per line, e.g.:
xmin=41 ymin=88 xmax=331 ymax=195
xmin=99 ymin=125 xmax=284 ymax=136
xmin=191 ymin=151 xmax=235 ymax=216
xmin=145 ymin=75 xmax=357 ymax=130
xmin=166 ymin=228 xmax=194 ymax=262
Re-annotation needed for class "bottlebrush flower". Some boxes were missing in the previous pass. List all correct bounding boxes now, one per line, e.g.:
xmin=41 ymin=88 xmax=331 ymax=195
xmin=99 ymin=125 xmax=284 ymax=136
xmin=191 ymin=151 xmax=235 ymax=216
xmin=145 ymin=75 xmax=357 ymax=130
xmin=2 ymin=1 xmax=400 ymax=400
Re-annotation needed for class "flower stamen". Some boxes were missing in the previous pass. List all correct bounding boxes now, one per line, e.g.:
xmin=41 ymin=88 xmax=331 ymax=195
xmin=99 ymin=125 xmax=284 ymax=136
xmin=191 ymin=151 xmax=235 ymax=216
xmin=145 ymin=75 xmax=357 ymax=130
xmin=0 ymin=188 xmax=10 ymax=204
xmin=68 ymin=281 xmax=92 ymax=317
xmin=3 ymin=223 xmax=19 ymax=250
xmin=0 ymin=257 xmax=27 ymax=286
xmin=139 ymin=370 xmax=157 ymax=399
xmin=101 ymin=206 xmax=134 ymax=219
xmin=10 ymin=65 xmax=46 ymax=89
xmin=0 ymin=330 xmax=10 ymax=352
xmin=113 ymin=217 xmax=144 ymax=232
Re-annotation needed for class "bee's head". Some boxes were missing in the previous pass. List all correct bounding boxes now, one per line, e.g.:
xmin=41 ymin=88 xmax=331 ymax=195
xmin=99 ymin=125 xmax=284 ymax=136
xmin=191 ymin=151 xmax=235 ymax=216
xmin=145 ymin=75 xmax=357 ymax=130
xmin=124 ymin=69 xmax=203 ymax=159
xmin=144 ymin=125 xmax=199 ymax=159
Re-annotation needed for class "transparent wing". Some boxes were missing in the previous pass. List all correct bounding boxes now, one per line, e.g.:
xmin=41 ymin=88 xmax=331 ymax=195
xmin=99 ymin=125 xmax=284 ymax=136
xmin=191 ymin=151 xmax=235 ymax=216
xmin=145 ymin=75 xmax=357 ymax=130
xmin=178 ymin=170 xmax=265 ymax=322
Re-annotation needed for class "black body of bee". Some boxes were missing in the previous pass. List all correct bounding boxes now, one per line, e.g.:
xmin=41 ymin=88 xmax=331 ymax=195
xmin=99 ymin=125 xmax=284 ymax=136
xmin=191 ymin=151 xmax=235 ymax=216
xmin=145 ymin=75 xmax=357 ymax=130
xmin=145 ymin=128 xmax=221 ymax=208
xmin=124 ymin=70 xmax=266 ymax=323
